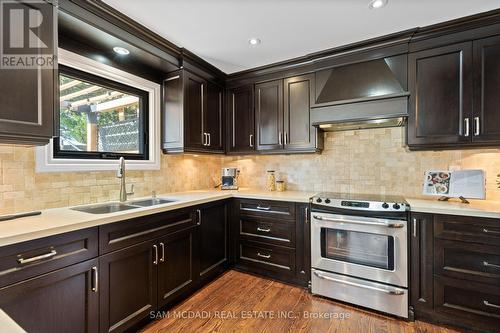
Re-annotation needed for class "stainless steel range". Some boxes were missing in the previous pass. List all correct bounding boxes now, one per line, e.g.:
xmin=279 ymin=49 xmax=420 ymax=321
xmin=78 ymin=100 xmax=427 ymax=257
xmin=310 ymin=192 xmax=409 ymax=318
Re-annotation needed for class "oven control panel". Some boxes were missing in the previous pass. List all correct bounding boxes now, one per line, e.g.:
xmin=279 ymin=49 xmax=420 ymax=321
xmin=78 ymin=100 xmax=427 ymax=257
xmin=312 ymin=195 xmax=408 ymax=212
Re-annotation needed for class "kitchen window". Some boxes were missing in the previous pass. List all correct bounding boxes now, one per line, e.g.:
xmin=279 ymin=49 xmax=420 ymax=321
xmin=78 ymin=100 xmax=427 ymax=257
xmin=36 ymin=49 xmax=161 ymax=172
xmin=54 ymin=65 xmax=149 ymax=160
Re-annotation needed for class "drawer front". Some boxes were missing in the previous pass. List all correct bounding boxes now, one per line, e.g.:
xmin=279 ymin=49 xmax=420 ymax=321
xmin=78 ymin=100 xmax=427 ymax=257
xmin=238 ymin=241 xmax=295 ymax=276
xmin=435 ymin=239 xmax=500 ymax=285
xmin=237 ymin=199 xmax=295 ymax=220
xmin=0 ymin=227 xmax=98 ymax=288
xmin=434 ymin=275 xmax=500 ymax=331
xmin=239 ymin=215 xmax=295 ymax=247
xmin=99 ymin=208 xmax=196 ymax=254
xmin=434 ymin=214 xmax=500 ymax=245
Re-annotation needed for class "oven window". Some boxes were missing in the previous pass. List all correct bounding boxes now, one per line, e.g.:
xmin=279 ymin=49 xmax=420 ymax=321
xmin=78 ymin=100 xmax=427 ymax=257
xmin=320 ymin=228 xmax=394 ymax=270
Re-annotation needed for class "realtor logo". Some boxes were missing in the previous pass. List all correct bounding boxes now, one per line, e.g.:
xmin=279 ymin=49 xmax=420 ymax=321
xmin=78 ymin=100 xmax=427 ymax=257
xmin=0 ymin=0 xmax=57 ymax=69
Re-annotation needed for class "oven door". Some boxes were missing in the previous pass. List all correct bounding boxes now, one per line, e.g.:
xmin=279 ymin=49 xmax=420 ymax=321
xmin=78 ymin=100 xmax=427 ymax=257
xmin=311 ymin=212 xmax=407 ymax=287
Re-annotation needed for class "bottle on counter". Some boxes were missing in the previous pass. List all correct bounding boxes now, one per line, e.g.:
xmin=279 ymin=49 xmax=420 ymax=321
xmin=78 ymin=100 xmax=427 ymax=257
xmin=266 ymin=170 xmax=276 ymax=191
xmin=276 ymin=180 xmax=285 ymax=192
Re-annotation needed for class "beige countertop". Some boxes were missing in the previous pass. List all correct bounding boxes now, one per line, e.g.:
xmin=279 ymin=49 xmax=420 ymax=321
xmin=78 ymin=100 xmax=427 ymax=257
xmin=0 ymin=310 xmax=26 ymax=333
xmin=0 ymin=189 xmax=314 ymax=247
xmin=406 ymin=197 xmax=500 ymax=219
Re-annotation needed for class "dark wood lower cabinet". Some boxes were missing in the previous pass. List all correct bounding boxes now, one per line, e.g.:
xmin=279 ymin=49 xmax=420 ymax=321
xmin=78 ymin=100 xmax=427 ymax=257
xmin=99 ymin=240 xmax=157 ymax=333
xmin=0 ymin=259 xmax=99 ymax=333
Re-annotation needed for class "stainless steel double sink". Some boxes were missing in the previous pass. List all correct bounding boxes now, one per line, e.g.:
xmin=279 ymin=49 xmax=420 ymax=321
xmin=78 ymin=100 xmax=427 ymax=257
xmin=71 ymin=198 xmax=177 ymax=214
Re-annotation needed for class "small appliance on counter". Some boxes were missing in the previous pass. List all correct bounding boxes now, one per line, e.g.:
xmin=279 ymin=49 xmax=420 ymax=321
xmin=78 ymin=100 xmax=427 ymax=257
xmin=221 ymin=167 xmax=239 ymax=190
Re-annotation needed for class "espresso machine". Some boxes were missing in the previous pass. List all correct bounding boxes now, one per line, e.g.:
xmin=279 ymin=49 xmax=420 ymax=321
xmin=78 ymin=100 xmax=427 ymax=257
xmin=221 ymin=168 xmax=239 ymax=190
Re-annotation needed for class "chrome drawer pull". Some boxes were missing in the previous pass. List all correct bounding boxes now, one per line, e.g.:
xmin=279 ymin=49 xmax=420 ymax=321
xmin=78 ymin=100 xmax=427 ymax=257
xmin=483 ymin=261 xmax=500 ymax=269
xmin=483 ymin=228 xmax=500 ymax=235
xmin=313 ymin=215 xmax=405 ymax=228
xmin=464 ymin=118 xmax=470 ymax=137
xmin=17 ymin=249 xmax=57 ymax=264
xmin=313 ymin=271 xmax=404 ymax=295
xmin=257 ymin=252 xmax=271 ymax=259
xmin=484 ymin=300 xmax=500 ymax=309
xmin=257 ymin=227 xmax=271 ymax=233
xmin=91 ymin=266 xmax=98 ymax=293
xmin=256 ymin=205 xmax=271 ymax=211
xmin=159 ymin=243 xmax=165 ymax=263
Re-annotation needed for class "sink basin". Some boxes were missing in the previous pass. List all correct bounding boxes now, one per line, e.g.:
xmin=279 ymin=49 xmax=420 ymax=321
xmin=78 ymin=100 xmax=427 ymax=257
xmin=129 ymin=198 xmax=177 ymax=207
xmin=71 ymin=203 xmax=138 ymax=214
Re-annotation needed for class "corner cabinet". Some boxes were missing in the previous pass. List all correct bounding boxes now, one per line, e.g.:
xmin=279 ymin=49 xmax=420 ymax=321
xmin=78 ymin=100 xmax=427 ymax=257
xmin=0 ymin=1 xmax=56 ymax=145
xmin=408 ymin=36 xmax=500 ymax=149
xmin=162 ymin=69 xmax=224 ymax=154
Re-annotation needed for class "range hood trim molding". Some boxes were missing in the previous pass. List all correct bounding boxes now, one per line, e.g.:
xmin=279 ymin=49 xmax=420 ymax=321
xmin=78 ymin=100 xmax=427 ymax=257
xmin=312 ymin=91 xmax=410 ymax=109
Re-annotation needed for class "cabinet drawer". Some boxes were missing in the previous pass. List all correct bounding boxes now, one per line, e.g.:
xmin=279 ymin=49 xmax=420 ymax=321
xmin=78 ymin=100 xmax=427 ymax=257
xmin=435 ymin=239 xmax=500 ymax=285
xmin=237 ymin=199 xmax=295 ymax=219
xmin=0 ymin=228 xmax=98 ymax=288
xmin=434 ymin=214 xmax=500 ymax=245
xmin=238 ymin=241 xmax=295 ymax=276
xmin=434 ymin=275 xmax=500 ymax=332
xmin=239 ymin=215 xmax=295 ymax=247
xmin=99 ymin=208 xmax=196 ymax=254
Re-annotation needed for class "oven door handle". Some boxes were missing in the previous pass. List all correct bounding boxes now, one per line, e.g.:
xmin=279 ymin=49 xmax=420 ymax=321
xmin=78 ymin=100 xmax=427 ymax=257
xmin=312 ymin=215 xmax=405 ymax=228
xmin=313 ymin=271 xmax=405 ymax=295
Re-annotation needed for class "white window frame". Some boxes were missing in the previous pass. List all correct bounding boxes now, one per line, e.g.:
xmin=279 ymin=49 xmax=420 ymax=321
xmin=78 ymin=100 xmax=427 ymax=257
xmin=36 ymin=48 xmax=161 ymax=172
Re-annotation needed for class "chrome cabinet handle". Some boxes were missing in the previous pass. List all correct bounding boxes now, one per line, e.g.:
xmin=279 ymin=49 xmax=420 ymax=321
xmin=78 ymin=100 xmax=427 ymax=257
xmin=464 ymin=118 xmax=470 ymax=137
xmin=17 ymin=249 xmax=57 ymax=265
xmin=313 ymin=271 xmax=405 ymax=295
xmin=203 ymin=133 xmax=207 ymax=146
xmin=257 ymin=252 xmax=271 ymax=259
xmin=313 ymin=214 xmax=405 ymax=228
xmin=474 ymin=117 xmax=480 ymax=136
xmin=483 ymin=261 xmax=500 ymax=269
xmin=153 ymin=245 xmax=158 ymax=265
xmin=305 ymin=207 xmax=309 ymax=223
xmin=159 ymin=242 xmax=165 ymax=263
xmin=256 ymin=205 xmax=271 ymax=211
xmin=257 ymin=227 xmax=271 ymax=233
xmin=249 ymin=134 xmax=254 ymax=148
xmin=483 ymin=228 xmax=500 ymax=235
xmin=279 ymin=132 xmax=282 ymax=145
xmin=413 ymin=218 xmax=418 ymax=237
xmin=91 ymin=266 xmax=98 ymax=293
xmin=484 ymin=300 xmax=500 ymax=309
xmin=196 ymin=209 xmax=202 ymax=225
xmin=284 ymin=132 xmax=288 ymax=145
xmin=208 ymin=133 xmax=211 ymax=146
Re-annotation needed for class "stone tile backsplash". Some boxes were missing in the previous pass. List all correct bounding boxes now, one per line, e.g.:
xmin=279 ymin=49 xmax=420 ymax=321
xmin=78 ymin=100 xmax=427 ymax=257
xmin=0 ymin=127 xmax=499 ymax=214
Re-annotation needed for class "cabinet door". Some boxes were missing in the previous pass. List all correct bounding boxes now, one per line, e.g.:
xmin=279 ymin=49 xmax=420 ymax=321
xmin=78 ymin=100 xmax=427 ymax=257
xmin=284 ymin=74 xmax=318 ymax=152
xmin=99 ymin=241 xmax=157 ymax=333
xmin=205 ymin=82 xmax=224 ymax=152
xmin=410 ymin=213 xmax=434 ymax=314
xmin=0 ymin=1 xmax=55 ymax=145
xmin=198 ymin=202 xmax=228 ymax=280
xmin=184 ymin=71 xmax=206 ymax=150
xmin=408 ymin=42 xmax=473 ymax=147
xmin=295 ymin=204 xmax=311 ymax=286
xmin=0 ymin=259 xmax=98 ymax=333
xmin=157 ymin=228 xmax=194 ymax=308
xmin=228 ymin=85 xmax=255 ymax=152
xmin=473 ymin=36 xmax=500 ymax=143
xmin=255 ymin=80 xmax=284 ymax=151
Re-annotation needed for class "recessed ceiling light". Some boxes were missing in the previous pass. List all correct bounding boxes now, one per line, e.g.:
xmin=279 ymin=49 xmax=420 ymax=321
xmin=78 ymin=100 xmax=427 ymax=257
xmin=369 ymin=0 xmax=388 ymax=9
xmin=248 ymin=38 xmax=261 ymax=46
xmin=113 ymin=46 xmax=130 ymax=55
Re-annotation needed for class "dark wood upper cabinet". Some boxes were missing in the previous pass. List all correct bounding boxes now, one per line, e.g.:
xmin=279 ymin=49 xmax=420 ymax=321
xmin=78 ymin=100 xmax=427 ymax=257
xmin=284 ymin=74 xmax=321 ymax=152
xmin=99 ymin=240 xmax=157 ymax=333
xmin=227 ymin=85 xmax=255 ymax=153
xmin=255 ymin=80 xmax=284 ymax=151
xmin=0 ymin=1 xmax=56 ymax=145
xmin=408 ymin=42 xmax=473 ymax=148
xmin=163 ymin=70 xmax=224 ymax=153
xmin=157 ymin=227 xmax=195 ymax=308
xmin=0 ymin=259 xmax=99 ymax=333
xmin=198 ymin=201 xmax=228 ymax=280
xmin=205 ymin=82 xmax=224 ymax=151
xmin=473 ymin=35 xmax=500 ymax=144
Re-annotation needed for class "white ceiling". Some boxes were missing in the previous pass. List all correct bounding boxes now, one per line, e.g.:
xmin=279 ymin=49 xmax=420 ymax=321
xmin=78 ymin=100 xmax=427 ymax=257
xmin=103 ymin=0 xmax=500 ymax=74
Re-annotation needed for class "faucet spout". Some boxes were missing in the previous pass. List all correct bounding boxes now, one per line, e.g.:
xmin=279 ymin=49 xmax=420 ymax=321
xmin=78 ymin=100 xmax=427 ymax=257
xmin=118 ymin=157 xmax=127 ymax=202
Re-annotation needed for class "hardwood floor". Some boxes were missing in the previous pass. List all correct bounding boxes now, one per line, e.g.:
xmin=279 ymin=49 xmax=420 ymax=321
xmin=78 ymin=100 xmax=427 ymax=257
xmin=140 ymin=270 xmax=462 ymax=333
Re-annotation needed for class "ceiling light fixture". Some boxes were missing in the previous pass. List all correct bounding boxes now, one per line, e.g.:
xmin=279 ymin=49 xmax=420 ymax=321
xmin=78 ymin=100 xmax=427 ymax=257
xmin=248 ymin=38 xmax=261 ymax=46
xmin=369 ymin=0 xmax=388 ymax=9
xmin=113 ymin=46 xmax=130 ymax=55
